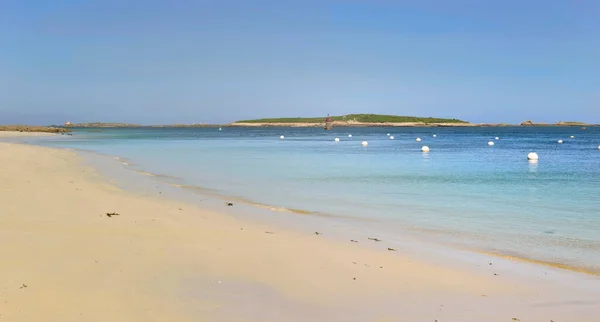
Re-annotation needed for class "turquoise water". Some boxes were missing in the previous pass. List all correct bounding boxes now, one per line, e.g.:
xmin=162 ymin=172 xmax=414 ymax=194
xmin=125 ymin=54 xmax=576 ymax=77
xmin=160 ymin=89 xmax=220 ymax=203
xmin=32 ymin=126 xmax=600 ymax=272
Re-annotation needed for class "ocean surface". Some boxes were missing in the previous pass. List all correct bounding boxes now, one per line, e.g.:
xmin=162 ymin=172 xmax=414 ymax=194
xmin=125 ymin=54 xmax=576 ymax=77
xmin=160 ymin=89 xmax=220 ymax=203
xmin=28 ymin=126 xmax=600 ymax=273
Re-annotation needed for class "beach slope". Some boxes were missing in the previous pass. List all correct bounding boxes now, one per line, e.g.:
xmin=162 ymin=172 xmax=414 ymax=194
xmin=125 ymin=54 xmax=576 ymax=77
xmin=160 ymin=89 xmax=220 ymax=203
xmin=1 ymin=142 xmax=598 ymax=321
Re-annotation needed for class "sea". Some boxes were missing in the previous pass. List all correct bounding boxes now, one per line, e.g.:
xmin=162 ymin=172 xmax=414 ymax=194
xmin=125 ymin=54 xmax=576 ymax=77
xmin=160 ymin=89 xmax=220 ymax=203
xmin=19 ymin=126 xmax=600 ymax=274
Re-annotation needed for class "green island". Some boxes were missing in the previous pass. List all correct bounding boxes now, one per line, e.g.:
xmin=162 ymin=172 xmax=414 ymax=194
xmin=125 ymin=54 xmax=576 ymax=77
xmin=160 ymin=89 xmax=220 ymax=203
xmin=234 ymin=114 xmax=468 ymax=124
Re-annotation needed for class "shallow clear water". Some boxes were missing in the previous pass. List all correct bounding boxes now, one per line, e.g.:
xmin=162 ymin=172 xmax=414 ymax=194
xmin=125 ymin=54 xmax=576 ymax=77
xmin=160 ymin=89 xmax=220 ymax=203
xmin=32 ymin=126 xmax=600 ymax=271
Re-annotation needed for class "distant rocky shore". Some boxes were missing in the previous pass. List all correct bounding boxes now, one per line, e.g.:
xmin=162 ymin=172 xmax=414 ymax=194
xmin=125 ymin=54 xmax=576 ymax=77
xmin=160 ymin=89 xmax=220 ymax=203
xmin=0 ymin=125 xmax=70 ymax=133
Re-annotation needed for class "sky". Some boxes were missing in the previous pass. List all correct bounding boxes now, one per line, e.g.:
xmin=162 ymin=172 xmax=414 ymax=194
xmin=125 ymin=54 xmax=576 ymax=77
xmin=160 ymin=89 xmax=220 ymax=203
xmin=1 ymin=0 xmax=599 ymax=125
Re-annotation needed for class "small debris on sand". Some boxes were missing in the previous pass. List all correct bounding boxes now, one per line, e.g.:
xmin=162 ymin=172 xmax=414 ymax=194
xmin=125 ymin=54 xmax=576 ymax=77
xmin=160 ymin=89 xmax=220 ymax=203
xmin=494 ymin=273 xmax=499 ymax=276
xmin=387 ymin=248 xmax=396 ymax=251
xmin=314 ymin=232 xmax=321 ymax=235
xmin=512 ymin=318 xmax=520 ymax=321
xmin=265 ymin=231 xmax=274 ymax=234
xmin=20 ymin=284 xmax=27 ymax=289
xmin=350 ymin=240 xmax=358 ymax=243
xmin=106 ymin=212 xmax=120 ymax=218
xmin=368 ymin=237 xmax=381 ymax=242
xmin=225 ymin=202 xmax=234 ymax=206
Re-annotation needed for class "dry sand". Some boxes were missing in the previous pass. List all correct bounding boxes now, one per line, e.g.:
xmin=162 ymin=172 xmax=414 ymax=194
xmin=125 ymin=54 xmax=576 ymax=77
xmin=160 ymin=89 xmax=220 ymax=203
xmin=0 ymin=131 xmax=58 ymax=137
xmin=1 ymin=141 xmax=599 ymax=321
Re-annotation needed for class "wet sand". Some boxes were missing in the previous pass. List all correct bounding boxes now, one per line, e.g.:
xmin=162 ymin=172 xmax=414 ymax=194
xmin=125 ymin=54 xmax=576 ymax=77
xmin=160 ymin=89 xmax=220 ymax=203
xmin=1 ymin=141 xmax=599 ymax=321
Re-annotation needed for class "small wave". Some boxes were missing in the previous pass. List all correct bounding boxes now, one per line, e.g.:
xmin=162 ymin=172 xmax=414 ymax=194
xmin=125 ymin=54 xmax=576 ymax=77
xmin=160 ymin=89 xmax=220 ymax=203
xmin=479 ymin=250 xmax=600 ymax=276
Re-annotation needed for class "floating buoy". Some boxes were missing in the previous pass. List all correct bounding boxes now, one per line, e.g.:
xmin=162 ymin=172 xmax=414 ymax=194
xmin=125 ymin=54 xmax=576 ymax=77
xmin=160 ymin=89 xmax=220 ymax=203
xmin=348 ymin=134 xmax=352 ymax=138
xmin=558 ymin=140 xmax=563 ymax=144
xmin=527 ymin=152 xmax=539 ymax=161
xmin=570 ymin=135 xmax=575 ymax=139
xmin=416 ymin=137 xmax=422 ymax=142
xmin=598 ymin=145 xmax=600 ymax=150
xmin=421 ymin=146 xmax=430 ymax=152
xmin=495 ymin=137 xmax=500 ymax=140
xmin=219 ymin=127 xmax=222 ymax=131
xmin=389 ymin=136 xmax=394 ymax=140
xmin=280 ymin=135 xmax=284 ymax=139
xmin=334 ymin=138 xmax=340 ymax=142
xmin=433 ymin=134 xmax=437 ymax=138
xmin=361 ymin=141 xmax=368 ymax=146
xmin=488 ymin=141 xmax=494 ymax=146
xmin=387 ymin=133 xmax=390 ymax=136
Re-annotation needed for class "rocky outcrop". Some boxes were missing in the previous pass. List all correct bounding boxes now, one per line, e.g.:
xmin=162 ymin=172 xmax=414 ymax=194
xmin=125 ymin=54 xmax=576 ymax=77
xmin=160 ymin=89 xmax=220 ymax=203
xmin=0 ymin=125 xmax=70 ymax=133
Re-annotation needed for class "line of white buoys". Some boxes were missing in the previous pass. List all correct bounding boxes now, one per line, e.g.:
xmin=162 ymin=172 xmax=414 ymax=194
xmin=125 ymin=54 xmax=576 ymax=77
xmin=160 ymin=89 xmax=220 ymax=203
xmin=495 ymin=137 xmax=500 ymax=140
xmin=558 ymin=140 xmax=563 ymax=144
xmin=488 ymin=141 xmax=495 ymax=146
xmin=280 ymin=135 xmax=285 ymax=139
xmin=421 ymin=146 xmax=430 ymax=152
xmin=416 ymin=137 xmax=422 ymax=142
xmin=361 ymin=141 xmax=368 ymax=146
xmin=334 ymin=138 xmax=340 ymax=142
xmin=433 ymin=134 xmax=437 ymax=138
xmin=389 ymin=136 xmax=394 ymax=140
xmin=527 ymin=152 xmax=539 ymax=162
xmin=348 ymin=134 xmax=352 ymax=138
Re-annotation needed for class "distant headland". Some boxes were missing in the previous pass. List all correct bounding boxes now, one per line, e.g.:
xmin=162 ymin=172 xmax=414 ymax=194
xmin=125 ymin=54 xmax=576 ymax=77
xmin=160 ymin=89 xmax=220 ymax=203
xmin=1 ymin=115 xmax=595 ymax=133
xmin=0 ymin=125 xmax=70 ymax=133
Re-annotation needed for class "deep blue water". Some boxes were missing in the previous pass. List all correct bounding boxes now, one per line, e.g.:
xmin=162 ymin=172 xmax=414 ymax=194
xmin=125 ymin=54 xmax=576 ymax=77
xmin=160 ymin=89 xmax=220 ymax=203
xmin=32 ymin=126 xmax=600 ymax=271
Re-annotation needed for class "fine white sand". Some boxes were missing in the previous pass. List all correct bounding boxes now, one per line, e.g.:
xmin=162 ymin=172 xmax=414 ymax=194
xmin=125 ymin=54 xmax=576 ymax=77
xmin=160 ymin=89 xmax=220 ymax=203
xmin=0 ymin=131 xmax=57 ymax=137
xmin=1 ymin=141 xmax=599 ymax=321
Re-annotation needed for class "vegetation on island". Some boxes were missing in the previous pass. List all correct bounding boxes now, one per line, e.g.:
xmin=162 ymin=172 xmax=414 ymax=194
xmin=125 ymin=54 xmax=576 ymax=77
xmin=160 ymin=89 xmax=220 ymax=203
xmin=235 ymin=114 xmax=468 ymax=124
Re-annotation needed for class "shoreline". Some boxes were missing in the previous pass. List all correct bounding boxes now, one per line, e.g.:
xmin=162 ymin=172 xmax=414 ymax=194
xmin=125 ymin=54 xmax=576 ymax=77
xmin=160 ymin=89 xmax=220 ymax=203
xmin=72 ymin=143 xmax=600 ymax=277
xmin=2 ymin=139 xmax=600 ymax=320
xmin=16 ymin=136 xmax=600 ymax=277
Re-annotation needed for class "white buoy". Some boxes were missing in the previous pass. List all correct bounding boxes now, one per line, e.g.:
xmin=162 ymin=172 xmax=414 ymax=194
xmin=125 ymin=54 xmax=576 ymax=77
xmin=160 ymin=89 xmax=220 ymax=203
xmin=558 ymin=140 xmax=563 ymax=144
xmin=219 ymin=127 xmax=222 ymax=131
xmin=334 ymin=138 xmax=340 ymax=142
xmin=488 ymin=141 xmax=495 ymax=146
xmin=495 ymin=137 xmax=500 ymax=140
xmin=527 ymin=152 xmax=539 ymax=161
xmin=570 ymin=135 xmax=575 ymax=139
xmin=389 ymin=136 xmax=394 ymax=140
xmin=280 ymin=135 xmax=284 ymax=139
xmin=433 ymin=134 xmax=437 ymax=138
xmin=348 ymin=134 xmax=352 ymax=138
xmin=361 ymin=141 xmax=368 ymax=147
xmin=597 ymin=145 xmax=600 ymax=150
xmin=416 ymin=137 xmax=422 ymax=142
xmin=387 ymin=133 xmax=390 ymax=136
xmin=421 ymin=146 xmax=430 ymax=152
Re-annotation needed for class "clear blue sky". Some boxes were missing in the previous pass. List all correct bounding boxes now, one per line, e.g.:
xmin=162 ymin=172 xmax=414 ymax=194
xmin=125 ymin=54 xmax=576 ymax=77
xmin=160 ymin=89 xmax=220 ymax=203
xmin=1 ymin=0 xmax=598 ymax=125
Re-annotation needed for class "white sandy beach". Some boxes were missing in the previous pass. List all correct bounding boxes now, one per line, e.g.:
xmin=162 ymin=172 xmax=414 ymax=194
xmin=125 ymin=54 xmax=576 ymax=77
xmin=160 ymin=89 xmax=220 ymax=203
xmin=1 ymin=139 xmax=599 ymax=321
